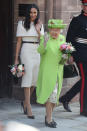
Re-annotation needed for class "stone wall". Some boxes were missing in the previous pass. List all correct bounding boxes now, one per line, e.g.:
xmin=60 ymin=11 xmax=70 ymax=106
xmin=61 ymin=0 xmax=81 ymax=35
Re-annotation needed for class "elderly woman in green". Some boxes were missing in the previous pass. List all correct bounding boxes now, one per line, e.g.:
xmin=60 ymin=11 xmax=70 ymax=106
xmin=36 ymin=19 xmax=66 ymax=128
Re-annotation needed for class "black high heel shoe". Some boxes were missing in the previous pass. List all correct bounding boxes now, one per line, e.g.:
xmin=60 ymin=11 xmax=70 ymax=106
xmin=21 ymin=101 xmax=27 ymax=115
xmin=45 ymin=116 xmax=57 ymax=126
xmin=45 ymin=120 xmax=57 ymax=128
xmin=45 ymin=117 xmax=57 ymax=128
xmin=27 ymin=115 xmax=35 ymax=119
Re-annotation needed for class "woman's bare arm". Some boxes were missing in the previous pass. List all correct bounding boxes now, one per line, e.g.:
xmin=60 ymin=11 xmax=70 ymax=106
xmin=15 ymin=37 xmax=22 ymax=64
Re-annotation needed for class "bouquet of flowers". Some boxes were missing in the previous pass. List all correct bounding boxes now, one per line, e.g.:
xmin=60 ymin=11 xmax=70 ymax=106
xmin=59 ymin=43 xmax=75 ymax=64
xmin=10 ymin=64 xmax=25 ymax=78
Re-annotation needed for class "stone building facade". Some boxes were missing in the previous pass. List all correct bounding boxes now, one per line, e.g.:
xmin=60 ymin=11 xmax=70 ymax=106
xmin=12 ymin=0 xmax=81 ymax=101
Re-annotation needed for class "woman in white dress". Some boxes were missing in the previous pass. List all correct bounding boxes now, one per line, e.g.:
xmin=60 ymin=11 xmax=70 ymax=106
xmin=14 ymin=4 xmax=44 ymax=119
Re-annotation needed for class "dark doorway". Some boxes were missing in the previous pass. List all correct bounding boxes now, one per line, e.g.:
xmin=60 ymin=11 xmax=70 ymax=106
xmin=0 ymin=0 xmax=13 ymax=97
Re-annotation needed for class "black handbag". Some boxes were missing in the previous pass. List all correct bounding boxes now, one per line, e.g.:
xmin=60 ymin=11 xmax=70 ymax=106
xmin=63 ymin=64 xmax=78 ymax=78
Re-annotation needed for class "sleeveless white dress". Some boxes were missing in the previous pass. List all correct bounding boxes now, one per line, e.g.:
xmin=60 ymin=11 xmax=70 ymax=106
xmin=16 ymin=21 xmax=44 ymax=87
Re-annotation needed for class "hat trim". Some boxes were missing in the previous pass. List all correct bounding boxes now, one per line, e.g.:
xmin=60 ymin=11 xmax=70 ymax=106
xmin=48 ymin=24 xmax=66 ymax=29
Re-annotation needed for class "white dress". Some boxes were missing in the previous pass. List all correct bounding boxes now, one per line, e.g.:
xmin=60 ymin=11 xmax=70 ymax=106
xmin=16 ymin=21 xmax=44 ymax=87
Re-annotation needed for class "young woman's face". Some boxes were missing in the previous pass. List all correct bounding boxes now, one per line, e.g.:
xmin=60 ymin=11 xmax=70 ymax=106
xmin=30 ymin=8 xmax=38 ymax=21
xmin=82 ymin=5 xmax=87 ymax=14
xmin=49 ymin=28 xmax=61 ymax=39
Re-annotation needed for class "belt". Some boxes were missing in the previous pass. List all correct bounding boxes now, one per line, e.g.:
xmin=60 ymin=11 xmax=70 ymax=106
xmin=22 ymin=41 xmax=39 ymax=44
xmin=76 ymin=38 xmax=87 ymax=44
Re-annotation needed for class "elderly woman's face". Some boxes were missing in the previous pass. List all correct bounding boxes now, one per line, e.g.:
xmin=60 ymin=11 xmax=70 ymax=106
xmin=30 ymin=8 xmax=38 ymax=21
xmin=49 ymin=28 xmax=61 ymax=39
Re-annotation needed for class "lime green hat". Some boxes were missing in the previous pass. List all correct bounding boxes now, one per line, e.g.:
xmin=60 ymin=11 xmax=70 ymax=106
xmin=48 ymin=19 xmax=66 ymax=29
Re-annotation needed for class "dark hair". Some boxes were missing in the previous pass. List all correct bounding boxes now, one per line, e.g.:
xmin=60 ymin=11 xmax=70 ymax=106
xmin=24 ymin=4 xmax=40 ymax=30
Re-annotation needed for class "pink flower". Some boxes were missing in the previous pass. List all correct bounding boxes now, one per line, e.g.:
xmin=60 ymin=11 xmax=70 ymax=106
xmin=60 ymin=44 xmax=67 ymax=50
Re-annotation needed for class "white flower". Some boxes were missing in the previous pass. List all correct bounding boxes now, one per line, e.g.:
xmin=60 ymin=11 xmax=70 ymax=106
xmin=12 ymin=72 xmax=16 ymax=75
xmin=18 ymin=65 xmax=22 ymax=71
xmin=17 ymin=72 xmax=22 ymax=77
xmin=11 ymin=67 xmax=16 ymax=72
xmin=70 ymin=46 xmax=75 ymax=51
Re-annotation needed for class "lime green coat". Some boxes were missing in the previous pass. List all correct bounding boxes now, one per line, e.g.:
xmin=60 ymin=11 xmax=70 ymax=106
xmin=36 ymin=34 xmax=66 ymax=104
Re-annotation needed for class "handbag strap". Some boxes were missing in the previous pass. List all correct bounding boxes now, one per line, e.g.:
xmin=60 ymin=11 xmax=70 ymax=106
xmin=72 ymin=62 xmax=79 ymax=75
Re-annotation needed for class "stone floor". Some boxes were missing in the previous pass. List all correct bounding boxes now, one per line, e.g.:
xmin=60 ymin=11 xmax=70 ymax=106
xmin=0 ymin=98 xmax=87 ymax=131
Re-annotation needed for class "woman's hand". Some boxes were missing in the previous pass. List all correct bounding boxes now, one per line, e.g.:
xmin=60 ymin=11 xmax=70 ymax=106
xmin=67 ymin=56 xmax=74 ymax=64
xmin=35 ymin=19 xmax=42 ymax=37
xmin=14 ymin=59 xmax=19 ymax=65
xmin=15 ymin=37 xmax=22 ymax=65
xmin=43 ymin=32 xmax=49 ymax=47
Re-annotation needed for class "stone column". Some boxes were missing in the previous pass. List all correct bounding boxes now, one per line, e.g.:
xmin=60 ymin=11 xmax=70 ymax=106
xmin=37 ymin=0 xmax=45 ymax=24
xmin=45 ymin=0 xmax=54 ymax=30
xmin=53 ymin=0 xmax=62 ymax=19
